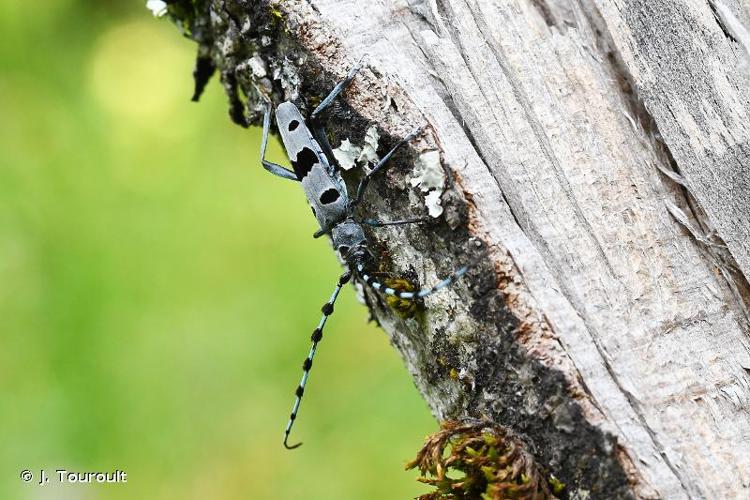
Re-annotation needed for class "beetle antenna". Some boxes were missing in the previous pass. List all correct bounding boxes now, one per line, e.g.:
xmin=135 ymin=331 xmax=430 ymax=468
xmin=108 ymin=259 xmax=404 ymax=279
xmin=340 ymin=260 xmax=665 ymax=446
xmin=283 ymin=271 xmax=351 ymax=449
xmin=355 ymin=259 xmax=472 ymax=300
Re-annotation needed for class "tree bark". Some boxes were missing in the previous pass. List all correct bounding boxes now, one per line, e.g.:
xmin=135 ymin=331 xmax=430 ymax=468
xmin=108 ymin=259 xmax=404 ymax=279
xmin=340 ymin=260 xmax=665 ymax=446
xmin=168 ymin=0 xmax=750 ymax=497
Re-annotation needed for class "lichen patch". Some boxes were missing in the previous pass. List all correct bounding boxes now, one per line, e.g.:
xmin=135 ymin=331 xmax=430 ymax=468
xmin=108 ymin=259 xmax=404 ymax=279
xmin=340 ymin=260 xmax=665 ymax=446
xmin=411 ymin=150 xmax=446 ymax=217
xmin=358 ymin=125 xmax=380 ymax=164
xmin=332 ymin=138 xmax=362 ymax=170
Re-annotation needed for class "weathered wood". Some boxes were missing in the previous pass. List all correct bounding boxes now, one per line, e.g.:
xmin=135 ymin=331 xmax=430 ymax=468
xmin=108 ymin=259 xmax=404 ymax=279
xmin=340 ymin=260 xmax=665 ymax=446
xmin=167 ymin=0 xmax=750 ymax=497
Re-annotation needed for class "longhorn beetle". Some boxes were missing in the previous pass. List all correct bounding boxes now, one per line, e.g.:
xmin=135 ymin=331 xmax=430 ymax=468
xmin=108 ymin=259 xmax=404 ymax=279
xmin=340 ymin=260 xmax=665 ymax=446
xmin=260 ymin=61 xmax=471 ymax=449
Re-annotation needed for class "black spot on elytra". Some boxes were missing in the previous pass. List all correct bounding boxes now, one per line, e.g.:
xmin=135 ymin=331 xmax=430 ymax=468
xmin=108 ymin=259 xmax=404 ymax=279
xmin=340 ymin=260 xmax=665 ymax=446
xmin=311 ymin=206 xmax=316 ymax=217
xmin=319 ymin=188 xmax=340 ymax=204
xmin=288 ymin=119 xmax=300 ymax=131
xmin=291 ymin=147 xmax=318 ymax=179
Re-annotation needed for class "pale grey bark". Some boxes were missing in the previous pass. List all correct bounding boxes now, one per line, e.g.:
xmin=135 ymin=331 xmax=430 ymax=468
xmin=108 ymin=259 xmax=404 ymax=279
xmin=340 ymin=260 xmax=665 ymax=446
xmin=172 ymin=0 xmax=750 ymax=497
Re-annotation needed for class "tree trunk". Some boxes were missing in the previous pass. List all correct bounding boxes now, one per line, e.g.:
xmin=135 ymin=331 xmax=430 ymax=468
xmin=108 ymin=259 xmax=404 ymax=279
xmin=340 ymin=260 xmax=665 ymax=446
xmin=167 ymin=0 xmax=750 ymax=497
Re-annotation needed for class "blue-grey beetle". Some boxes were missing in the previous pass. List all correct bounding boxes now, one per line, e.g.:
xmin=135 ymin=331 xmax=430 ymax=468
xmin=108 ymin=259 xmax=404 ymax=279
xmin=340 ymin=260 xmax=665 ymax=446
xmin=259 ymin=62 xmax=471 ymax=449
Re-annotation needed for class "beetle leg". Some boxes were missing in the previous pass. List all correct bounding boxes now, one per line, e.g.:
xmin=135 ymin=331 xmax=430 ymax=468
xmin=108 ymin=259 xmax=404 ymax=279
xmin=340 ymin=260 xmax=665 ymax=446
xmin=261 ymin=103 xmax=300 ymax=181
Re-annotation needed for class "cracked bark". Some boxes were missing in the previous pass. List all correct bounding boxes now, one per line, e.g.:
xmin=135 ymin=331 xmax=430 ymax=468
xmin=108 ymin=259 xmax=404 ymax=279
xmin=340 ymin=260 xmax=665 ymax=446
xmin=166 ymin=0 xmax=750 ymax=498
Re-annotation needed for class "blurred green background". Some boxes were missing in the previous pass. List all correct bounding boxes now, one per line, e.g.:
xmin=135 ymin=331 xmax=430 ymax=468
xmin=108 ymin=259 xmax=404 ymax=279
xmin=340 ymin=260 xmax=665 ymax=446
xmin=0 ymin=1 xmax=434 ymax=498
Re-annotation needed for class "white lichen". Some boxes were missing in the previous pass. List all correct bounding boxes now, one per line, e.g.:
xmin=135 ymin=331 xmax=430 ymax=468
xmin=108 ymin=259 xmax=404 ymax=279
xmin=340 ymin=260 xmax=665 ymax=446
xmin=410 ymin=150 xmax=445 ymax=218
xmin=273 ymin=60 xmax=302 ymax=101
xmin=410 ymin=150 xmax=445 ymax=192
xmin=146 ymin=0 xmax=168 ymax=17
xmin=221 ymin=34 xmax=239 ymax=58
xmin=247 ymin=55 xmax=268 ymax=79
xmin=358 ymin=125 xmax=380 ymax=165
xmin=424 ymin=190 xmax=444 ymax=218
xmin=332 ymin=125 xmax=380 ymax=171
xmin=332 ymin=139 xmax=362 ymax=171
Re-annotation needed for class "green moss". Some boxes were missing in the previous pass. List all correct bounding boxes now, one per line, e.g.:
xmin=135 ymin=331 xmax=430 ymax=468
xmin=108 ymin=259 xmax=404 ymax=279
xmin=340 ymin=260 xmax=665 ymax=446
xmin=548 ymin=475 xmax=565 ymax=495
xmin=267 ymin=4 xmax=290 ymax=33
xmin=406 ymin=421 xmax=558 ymax=500
xmin=270 ymin=6 xmax=284 ymax=20
xmin=381 ymin=276 xmax=419 ymax=318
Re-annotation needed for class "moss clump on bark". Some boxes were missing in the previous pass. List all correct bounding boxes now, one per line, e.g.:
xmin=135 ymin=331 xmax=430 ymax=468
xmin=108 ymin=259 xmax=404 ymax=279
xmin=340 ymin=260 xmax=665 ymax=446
xmin=407 ymin=420 xmax=560 ymax=500
xmin=382 ymin=276 xmax=419 ymax=318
